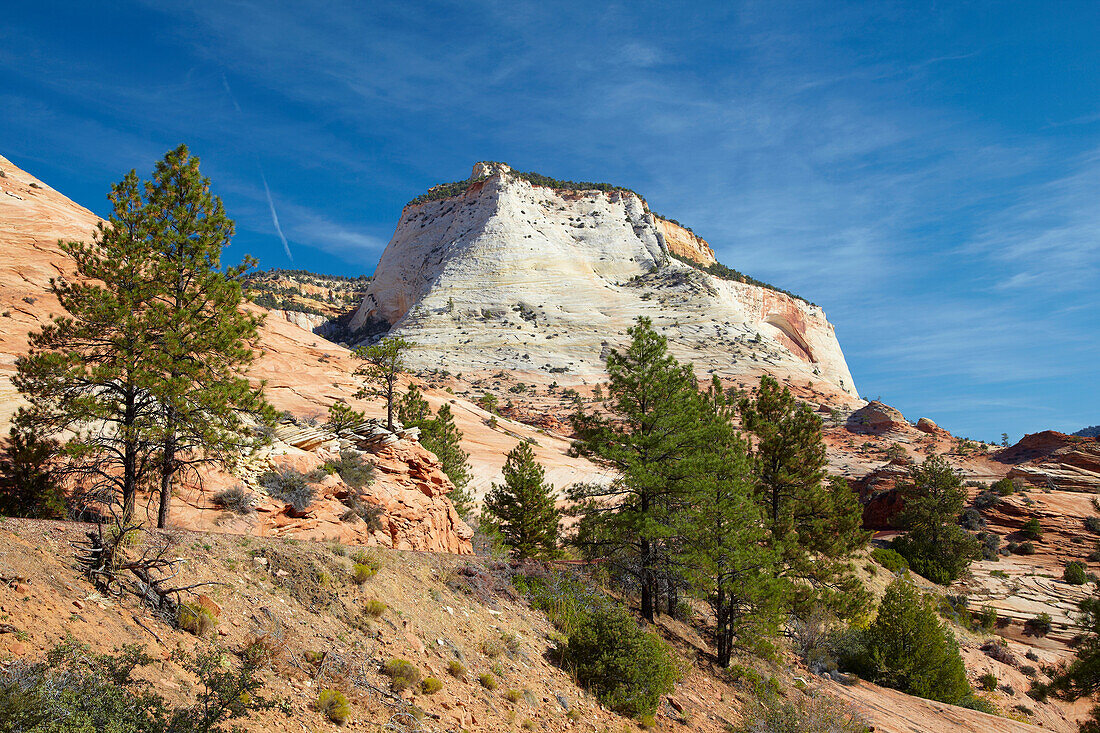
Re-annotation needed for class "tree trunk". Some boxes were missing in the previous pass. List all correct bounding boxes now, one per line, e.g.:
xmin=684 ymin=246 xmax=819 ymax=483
xmin=157 ymin=431 xmax=175 ymax=529
xmin=386 ymin=375 xmax=395 ymax=432
xmin=716 ymin=589 xmax=731 ymax=667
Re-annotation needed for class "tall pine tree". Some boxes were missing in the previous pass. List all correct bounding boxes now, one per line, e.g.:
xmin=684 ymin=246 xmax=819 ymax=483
xmin=675 ymin=377 xmax=782 ymax=666
xmin=143 ymin=145 xmax=272 ymax=528
xmin=484 ymin=440 xmax=560 ymax=559
xmin=569 ymin=317 xmax=701 ymax=622
xmin=14 ymin=171 xmax=163 ymax=523
xmin=738 ymin=375 xmax=869 ymax=618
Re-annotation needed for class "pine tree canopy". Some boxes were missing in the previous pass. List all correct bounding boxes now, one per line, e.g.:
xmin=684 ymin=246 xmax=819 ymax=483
xmin=485 ymin=440 xmax=560 ymax=559
xmin=14 ymin=145 xmax=272 ymax=526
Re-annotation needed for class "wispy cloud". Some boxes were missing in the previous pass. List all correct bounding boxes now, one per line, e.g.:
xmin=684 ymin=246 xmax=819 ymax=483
xmin=258 ymin=168 xmax=292 ymax=261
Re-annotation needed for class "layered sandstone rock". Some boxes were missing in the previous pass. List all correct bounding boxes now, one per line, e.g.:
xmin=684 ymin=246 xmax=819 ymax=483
xmin=349 ymin=162 xmax=859 ymax=400
xmin=996 ymin=431 xmax=1100 ymax=493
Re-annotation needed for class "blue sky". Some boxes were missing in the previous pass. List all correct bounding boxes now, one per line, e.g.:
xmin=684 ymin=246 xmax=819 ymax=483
xmin=1 ymin=1 xmax=1097 ymax=442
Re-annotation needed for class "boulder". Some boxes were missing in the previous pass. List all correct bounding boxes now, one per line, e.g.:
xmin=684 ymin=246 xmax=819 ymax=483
xmin=846 ymin=401 xmax=909 ymax=436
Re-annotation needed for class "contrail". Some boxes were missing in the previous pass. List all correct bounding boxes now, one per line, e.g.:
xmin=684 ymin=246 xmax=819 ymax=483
xmin=221 ymin=72 xmax=242 ymax=113
xmin=223 ymin=69 xmax=291 ymax=261
xmin=259 ymin=167 xmax=292 ymax=262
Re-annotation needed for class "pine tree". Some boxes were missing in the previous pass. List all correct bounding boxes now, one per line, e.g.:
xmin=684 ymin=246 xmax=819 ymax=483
xmin=1047 ymin=590 xmax=1100 ymax=731
xmin=354 ymin=336 xmax=413 ymax=432
xmin=399 ymin=385 xmax=472 ymax=517
xmin=422 ymin=404 xmax=472 ymax=514
xmin=861 ymin=575 xmax=972 ymax=705
xmin=570 ymin=317 xmax=702 ymax=622
xmin=0 ymin=425 xmax=65 ymax=519
xmin=675 ymin=377 xmax=782 ymax=666
xmin=484 ymin=440 xmax=560 ymax=559
xmin=143 ymin=145 xmax=272 ymax=528
xmin=326 ymin=400 xmax=365 ymax=437
xmin=892 ymin=455 xmax=980 ymax=584
xmin=738 ymin=375 xmax=869 ymax=618
xmin=14 ymin=170 xmax=164 ymax=524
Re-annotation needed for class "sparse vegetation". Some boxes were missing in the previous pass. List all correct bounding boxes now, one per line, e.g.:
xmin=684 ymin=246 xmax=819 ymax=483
xmin=258 ymin=468 xmax=315 ymax=510
xmin=421 ymin=677 xmax=443 ymax=694
xmin=0 ymin=638 xmax=277 ymax=732
xmin=871 ymin=548 xmax=909 ymax=574
xmin=478 ymin=672 xmax=498 ymax=690
xmin=382 ymin=658 xmax=422 ymax=691
xmin=1065 ymin=561 xmax=1089 ymax=585
xmin=212 ymin=485 xmax=255 ymax=515
xmin=317 ymin=688 xmax=350 ymax=724
xmin=176 ymin=602 xmax=217 ymax=636
xmin=1021 ymin=517 xmax=1043 ymax=541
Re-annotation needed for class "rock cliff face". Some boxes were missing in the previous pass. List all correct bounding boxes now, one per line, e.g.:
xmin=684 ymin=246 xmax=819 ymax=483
xmin=351 ymin=163 xmax=858 ymax=399
xmin=652 ymin=216 xmax=716 ymax=265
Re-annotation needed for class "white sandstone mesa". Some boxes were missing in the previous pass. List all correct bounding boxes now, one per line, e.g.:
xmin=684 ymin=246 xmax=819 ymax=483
xmin=349 ymin=161 xmax=858 ymax=399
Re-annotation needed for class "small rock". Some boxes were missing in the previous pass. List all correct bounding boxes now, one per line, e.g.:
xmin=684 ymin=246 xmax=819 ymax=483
xmin=72 ymin=600 xmax=84 ymax=610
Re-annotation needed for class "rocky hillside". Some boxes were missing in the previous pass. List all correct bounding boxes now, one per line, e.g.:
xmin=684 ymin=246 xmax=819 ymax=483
xmin=243 ymin=268 xmax=369 ymax=332
xmin=348 ymin=162 xmax=858 ymax=402
xmin=0 ymin=518 xmax=1065 ymax=733
xmin=0 ymin=154 xmax=469 ymax=554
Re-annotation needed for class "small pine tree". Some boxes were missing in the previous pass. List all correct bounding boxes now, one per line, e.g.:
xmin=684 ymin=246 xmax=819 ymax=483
xmin=484 ymin=440 xmax=560 ymax=559
xmin=0 ymin=426 xmax=65 ymax=519
xmin=398 ymin=385 xmax=472 ymax=516
xmin=354 ymin=336 xmax=413 ymax=432
xmin=859 ymin=575 xmax=972 ymax=705
xmin=326 ymin=400 xmax=365 ymax=436
xmin=892 ymin=455 xmax=981 ymax=584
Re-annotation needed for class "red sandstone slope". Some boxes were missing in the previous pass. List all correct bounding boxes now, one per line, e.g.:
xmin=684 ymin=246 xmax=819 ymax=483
xmin=0 ymin=154 xmax=470 ymax=553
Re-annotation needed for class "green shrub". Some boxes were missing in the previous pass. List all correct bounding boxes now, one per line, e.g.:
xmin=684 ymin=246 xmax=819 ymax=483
xmin=364 ymin=599 xmax=387 ymax=617
xmin=871 ymin=548 xmax=909 ymax=573
xmin=353 ymin=563 xmax=377 ymax=584
xmin=1015 ymin=542 xmax=1036 ymax=555
xmin=1085 ymin=516 xmax=1100 ymax=534
xmin=846 ymin=575 xmax=972 ymax=705
xmin=1065 ymin=561 xmax=1089 ymax=585
xmin=0 ymin=638 xmax=275 ymax=732
xmin=323 ymin=449 xmax=375 ymax=489
xmin=211 ymin=485 xmax=255 ymax=515
xmin=979 ymin=672 xmax=997 ymax=692
xmin=447 ymin=660 xmax=467 ymax=679
xmin=505 ymin=688 xmax=522 ymax=703
xmin=382 ymin=659 xmax=421 ymax=691
xmin=177 ymin=602 xmax=217 ymax=636
xmin=478 ymin=672 xmax=498 ymax=690
xmin=258 ymin=468 xmax=315 ymax=510
xmin=0 ymin=428 xmax=65 ymax=520
xmin=317 ymin=688 xmax=350 ymax=724
xmin=421 ymin=677 xmax=442 ymax=694
xmin=973 ymin=605 xmax=998 ymax=631
xmin=992 ymin=477 xmax=1017 ymax=496
xmin=481 ymin=636 xmax=506 ymax=658
xmin=1020 ymin=518 xmax=1043 ymax=541
xmin=1026 ymin=613 xmax=1053 ymax=636
xmin=558 ymin=603 xmax=679 ymax=718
